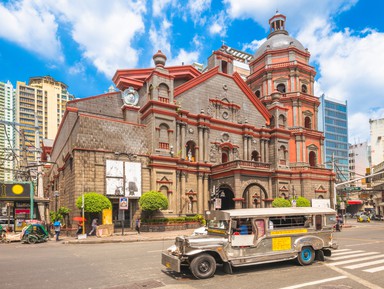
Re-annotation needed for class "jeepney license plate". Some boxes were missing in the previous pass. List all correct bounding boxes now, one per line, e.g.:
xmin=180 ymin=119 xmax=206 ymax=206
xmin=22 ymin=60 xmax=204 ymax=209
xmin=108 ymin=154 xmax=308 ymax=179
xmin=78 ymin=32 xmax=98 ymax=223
xmin=161 ymin=252 xmax=181 ymax=272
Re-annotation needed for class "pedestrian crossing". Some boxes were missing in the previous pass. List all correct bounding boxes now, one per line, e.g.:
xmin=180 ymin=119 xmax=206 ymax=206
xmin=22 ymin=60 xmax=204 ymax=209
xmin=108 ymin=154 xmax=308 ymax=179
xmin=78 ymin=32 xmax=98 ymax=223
xmin=327 ymin=248 xmax=384 ymax=273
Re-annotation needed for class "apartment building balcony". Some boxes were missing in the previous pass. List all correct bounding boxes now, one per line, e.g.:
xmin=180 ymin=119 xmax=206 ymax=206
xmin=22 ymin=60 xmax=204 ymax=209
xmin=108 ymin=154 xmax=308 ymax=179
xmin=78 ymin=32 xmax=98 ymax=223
xmin=211 ymin=160 xmax=271 ymax=174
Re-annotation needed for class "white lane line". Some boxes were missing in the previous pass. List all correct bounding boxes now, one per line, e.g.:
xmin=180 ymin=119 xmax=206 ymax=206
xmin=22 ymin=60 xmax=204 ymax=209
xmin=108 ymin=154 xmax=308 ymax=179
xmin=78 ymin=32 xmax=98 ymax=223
xmin=332 ymin=250 xmax=364 ymax=256
xmin=333 ymin=248 xmax=353 ymax=252
xmin=279 ymin=276 xmax=347 ymax=289
xmin=363 ymin=265 xmax=384 ymax=273
xmin=328 ymin=252 xmax=377 ymax=261
xmin=344 ymin=259 xmax=384 ymax=269
xmin=324 ymin=263 xmax=383 ymax=289
xmin=329 ymin=254 xmax=384 ymax=266
xmin=147 ymin=249 xmax=163 ymax=253
xmin=346 ymin=241 xmax=381 ymax=247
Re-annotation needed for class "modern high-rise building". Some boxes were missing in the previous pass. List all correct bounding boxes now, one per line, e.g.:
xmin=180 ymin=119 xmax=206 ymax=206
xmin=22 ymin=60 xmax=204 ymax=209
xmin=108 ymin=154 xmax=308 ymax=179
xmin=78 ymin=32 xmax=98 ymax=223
xmin=15 ymin=76 xmax=74 ymax=166
xmin=370 ymin=118 xmax=384 ymax=167
xmin=349 ymin=141 xmax=369 ymax=185
xmin=0 ymin=80 xmax=16 ymax=181
xmin=319 ymin=94 xmax=349 ymax=182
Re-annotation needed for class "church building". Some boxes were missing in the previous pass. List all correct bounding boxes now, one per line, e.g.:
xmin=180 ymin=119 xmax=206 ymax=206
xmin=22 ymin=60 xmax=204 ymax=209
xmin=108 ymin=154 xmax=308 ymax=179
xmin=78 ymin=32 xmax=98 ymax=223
xmin=45 ymin=13 xmax=334 ymax=225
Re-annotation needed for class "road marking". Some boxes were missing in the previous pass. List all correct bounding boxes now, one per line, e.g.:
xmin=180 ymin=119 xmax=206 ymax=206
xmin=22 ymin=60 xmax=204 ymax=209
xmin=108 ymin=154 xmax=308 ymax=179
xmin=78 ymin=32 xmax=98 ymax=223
xmin=344 ymin=259 xmax=384 ymax=269
xmin=147 ymin=249 xmax=163 ymax=253
xmin=346 ymin=241 xmax=381 ymax=247
xmin=329 ymin=254 xmax=384 ymax=266
xmin=332 ymin=250 xmax=363 ymax=256
xmin=328 ymin=251 xmax=377 ymax=261
xmin=324 ymin=263 xmax=383 ymax=289
xmin=279 ymin=276 xmax=347 ymax=289
xmin=363 ymin=265 xmax=384 ymax=273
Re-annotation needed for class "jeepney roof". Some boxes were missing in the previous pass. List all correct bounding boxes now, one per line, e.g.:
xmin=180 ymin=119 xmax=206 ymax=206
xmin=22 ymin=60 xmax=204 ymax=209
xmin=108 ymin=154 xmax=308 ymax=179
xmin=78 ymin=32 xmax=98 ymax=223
xmin=205 ymin=207 xmax=336 ymax=220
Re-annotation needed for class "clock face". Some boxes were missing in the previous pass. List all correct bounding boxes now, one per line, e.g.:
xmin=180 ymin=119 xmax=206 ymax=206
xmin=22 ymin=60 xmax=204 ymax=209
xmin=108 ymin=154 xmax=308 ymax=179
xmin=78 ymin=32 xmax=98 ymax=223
xmin=122 ymin=87 xmax=139 ymax=106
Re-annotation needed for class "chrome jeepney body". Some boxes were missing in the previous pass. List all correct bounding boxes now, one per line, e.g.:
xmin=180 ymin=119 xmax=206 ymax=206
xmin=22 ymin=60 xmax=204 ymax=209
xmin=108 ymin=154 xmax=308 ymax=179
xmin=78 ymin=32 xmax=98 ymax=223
xmin=162 ymin=207 xmax=338 ymax=279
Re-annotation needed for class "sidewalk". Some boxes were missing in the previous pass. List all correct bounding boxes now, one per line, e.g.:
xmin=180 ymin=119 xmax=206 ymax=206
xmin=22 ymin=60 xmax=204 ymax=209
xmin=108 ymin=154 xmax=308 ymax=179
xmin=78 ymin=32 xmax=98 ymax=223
xmin=59 ymin=228 xmax=196 ymax=244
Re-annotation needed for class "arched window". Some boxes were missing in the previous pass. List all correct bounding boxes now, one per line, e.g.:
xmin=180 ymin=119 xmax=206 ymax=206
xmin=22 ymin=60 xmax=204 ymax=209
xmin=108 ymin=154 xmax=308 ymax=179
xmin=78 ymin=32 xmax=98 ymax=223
xmin=278 ymin=114 xmax=286 ymax=128
xmin=160 ymin=185 xmax=171 ymax=208
xmin=309 ymin=151 xmax=316 ymax=167
xmin=221 ymin=61 xmax=228 ymax=74
xmin=251 ymin=150 xmax=260 ymax=161
xmin=158 ymin=83 xmax=169 ymax=103
xmin=277 ymin=83 xmax=286 ymax=93
xmin=255 ymin=90 xmax=261 ymax=98
xmin=304 ymin=116 xmax=312 ymax=129
xmin=186 ymin=141 xmax=196 ymax=162
xmin=279 ymin=145 xmax=287 ymax=165
xmin=301 ymin=84 xmax=308 ymax=93
xmin=221 ymin=149 xmax=229 ymax=163
xmin=318 ymin=195 xmax=324 ymax=199
xmin=159 ymin=123 xmax=169 ymax=149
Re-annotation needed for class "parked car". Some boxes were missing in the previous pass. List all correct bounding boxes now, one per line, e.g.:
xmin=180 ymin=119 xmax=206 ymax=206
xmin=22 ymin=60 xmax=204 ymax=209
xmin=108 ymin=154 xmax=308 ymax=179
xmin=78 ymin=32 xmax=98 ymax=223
xmin=357 ymin=214 xmax=370 ymax=222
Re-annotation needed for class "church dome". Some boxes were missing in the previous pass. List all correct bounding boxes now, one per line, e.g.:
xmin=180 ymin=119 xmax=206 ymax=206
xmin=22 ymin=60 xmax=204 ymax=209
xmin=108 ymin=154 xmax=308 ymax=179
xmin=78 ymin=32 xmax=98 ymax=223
xmin=254 ymin=13 xmax=306 ymax=59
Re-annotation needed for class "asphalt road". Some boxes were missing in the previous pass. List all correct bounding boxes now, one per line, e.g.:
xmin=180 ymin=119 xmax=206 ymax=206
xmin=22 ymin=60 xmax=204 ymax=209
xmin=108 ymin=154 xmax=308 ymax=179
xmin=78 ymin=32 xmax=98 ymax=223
xmin=0 ymin=220 xmax=383 ymax=289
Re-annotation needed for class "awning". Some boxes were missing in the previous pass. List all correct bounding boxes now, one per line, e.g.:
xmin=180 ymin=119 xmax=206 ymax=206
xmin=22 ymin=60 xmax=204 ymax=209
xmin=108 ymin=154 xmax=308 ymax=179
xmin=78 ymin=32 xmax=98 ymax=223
xmin=347 ymin=200 xmax=363 ymax=205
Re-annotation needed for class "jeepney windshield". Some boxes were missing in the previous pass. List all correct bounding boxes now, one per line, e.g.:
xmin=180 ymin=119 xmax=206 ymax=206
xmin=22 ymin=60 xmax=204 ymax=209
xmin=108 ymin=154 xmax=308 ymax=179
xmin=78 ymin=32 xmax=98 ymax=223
xmin=325 ymin=214 xmax=337 ymax=226
xmin=207 ymin=219 xmax=229 ymax=230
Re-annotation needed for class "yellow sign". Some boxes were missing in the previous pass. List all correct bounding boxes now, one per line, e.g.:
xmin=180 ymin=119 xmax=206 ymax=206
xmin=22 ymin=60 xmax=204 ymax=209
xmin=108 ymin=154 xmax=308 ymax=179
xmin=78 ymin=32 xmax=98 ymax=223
xmin=272 ymin=237 xmax=291 ymax=251
xmin=102 ymin=209 xmax=112 ymax=225
xmin=271 ymin=228 xmax=307 ymax=236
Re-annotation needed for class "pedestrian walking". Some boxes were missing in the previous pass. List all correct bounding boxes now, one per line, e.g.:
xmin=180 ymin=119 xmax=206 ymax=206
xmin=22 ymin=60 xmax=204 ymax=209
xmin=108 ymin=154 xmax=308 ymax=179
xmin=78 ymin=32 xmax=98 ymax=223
xmin=135 ymin=218 xmax=141 ymax=234
xmin=53 ymin=220 xmax=61 ymax=241
xmin=88 ymin=218 xmax=98 ymax=236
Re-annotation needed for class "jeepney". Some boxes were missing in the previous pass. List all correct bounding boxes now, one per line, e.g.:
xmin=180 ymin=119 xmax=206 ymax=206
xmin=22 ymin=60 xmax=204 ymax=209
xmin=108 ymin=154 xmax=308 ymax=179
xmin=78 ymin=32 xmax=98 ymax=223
xmin=162 ymin=207 xmax=338 ymax=279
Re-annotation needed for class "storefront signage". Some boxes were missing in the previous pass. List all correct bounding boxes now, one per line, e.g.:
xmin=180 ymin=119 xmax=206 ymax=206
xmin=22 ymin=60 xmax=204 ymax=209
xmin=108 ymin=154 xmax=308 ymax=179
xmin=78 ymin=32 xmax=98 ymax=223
xmin=0 ymin=182 xmax=32 ymax=200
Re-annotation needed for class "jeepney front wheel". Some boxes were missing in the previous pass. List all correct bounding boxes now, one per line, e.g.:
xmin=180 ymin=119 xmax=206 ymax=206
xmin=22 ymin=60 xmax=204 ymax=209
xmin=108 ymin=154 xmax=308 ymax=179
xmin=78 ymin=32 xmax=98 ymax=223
xmin=297 ymin=246 xmax=315 ymax=266
xmin=190 ymin=254 xmax=216 ymax=279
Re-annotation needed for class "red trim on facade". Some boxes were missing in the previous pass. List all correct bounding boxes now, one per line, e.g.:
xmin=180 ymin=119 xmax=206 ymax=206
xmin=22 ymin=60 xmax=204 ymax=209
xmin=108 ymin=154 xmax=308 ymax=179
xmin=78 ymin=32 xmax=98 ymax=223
xmin=122 ymin=105 xmax=140 ymax=112
xmin=174 ymin=66 xmax=219 ymax=96
xmin=232 ymin=72 xmax=271 ymax=125
xmin=347 ymin=200 xmax=363 ymax=205
xmin=233 ymin=198 xmax=245 ymax=201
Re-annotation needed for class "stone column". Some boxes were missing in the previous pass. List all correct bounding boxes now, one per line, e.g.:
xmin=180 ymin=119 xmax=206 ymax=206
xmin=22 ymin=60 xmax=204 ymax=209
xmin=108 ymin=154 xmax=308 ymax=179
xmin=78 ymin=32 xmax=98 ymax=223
xmin=203 ymin=174 xmax=209 ymax=211
xmin=180 ymin=172 xmax=186 ymax=214
xmin=176 ymin=122 xmax=180 ymax=158
xmin=198 ymin=126 xmax=203 ymax=161
xmin=181 ymin=123 xmax=186 ymax=159
xmin=203 ymin=128 xmax=209 ymax=161
xmin=247 ymin=136 xmax=252 ymax=160
xmin=243 ymin=136 xmax=248 ymax=160
xmin=197 ymin=173 xmax=204 ymax=214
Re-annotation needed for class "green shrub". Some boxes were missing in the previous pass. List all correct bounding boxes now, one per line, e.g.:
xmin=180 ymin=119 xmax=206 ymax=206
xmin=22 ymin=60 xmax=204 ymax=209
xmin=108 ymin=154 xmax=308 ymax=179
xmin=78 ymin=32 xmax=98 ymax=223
xmin=272 ymin=197 xmax=292 ymax=207
xmin=76 ymin=192 xmax=112 ymax=213
xmin=139 ymin=191 xmax=168 ymax=215
xmin=294 ymin=196 xmax=311 ymax=207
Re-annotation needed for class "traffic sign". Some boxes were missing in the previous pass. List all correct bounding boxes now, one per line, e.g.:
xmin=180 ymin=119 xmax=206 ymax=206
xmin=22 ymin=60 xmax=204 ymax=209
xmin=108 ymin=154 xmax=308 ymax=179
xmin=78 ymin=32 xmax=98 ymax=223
xmin=345 ymin=187 xmax=361 ymax=191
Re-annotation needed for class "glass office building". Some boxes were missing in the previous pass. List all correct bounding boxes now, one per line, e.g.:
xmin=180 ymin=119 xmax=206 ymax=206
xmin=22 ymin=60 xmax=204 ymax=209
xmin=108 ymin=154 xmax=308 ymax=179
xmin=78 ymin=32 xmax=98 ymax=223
xmin=319 ymin=94 xmax=349 ymax=182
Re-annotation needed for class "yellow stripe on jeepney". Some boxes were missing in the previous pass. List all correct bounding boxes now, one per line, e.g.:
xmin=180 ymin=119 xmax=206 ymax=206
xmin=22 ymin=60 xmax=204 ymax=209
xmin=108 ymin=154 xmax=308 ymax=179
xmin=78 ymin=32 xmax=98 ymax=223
xmin=207 ymin=229 xmax=226 ymax=234
xmin=270 ymin=228 xmax=307 ymax=235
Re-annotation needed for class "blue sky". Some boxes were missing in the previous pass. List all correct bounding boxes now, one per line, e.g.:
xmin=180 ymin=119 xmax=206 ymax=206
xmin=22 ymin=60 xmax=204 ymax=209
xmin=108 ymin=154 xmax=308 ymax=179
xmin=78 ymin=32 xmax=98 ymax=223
xmin=0 ymin=0 xmax=383 ymax=143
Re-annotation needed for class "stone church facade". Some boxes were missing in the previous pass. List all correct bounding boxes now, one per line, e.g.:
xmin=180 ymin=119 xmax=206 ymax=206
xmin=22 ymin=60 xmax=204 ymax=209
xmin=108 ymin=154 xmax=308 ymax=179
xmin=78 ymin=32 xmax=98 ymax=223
xmin=45 ymin=13 xmax=334 ymax=224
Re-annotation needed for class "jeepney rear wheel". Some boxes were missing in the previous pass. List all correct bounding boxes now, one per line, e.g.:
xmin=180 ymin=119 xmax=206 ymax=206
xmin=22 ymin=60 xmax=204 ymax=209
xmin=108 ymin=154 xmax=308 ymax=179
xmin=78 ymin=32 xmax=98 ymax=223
xmin=297 ymin=246 xmax=315 ymax=266
xmin=190 ymin=254 xmax=216 ymax=279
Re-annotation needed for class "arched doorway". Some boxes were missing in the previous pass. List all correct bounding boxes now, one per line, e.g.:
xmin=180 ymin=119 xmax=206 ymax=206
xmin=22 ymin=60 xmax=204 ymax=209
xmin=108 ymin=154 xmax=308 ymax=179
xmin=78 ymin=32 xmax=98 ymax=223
xmin=309 ymin=151 xmax=316 ymax=167
xmin=242 ymin=184 xmax=270 ymax=208
xmin=214 ymin=186 xmax=235 ymax=210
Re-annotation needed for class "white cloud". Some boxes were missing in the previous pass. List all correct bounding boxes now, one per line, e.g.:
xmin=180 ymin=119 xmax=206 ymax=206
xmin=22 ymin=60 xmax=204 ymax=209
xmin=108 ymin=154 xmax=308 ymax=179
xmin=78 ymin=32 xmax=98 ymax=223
xmin=242 ymin=38 xmax=266 ymax=53
xmin=152 ymin=0 xmax=173 ymax=17
xmin=187 ymin=0 xmax=211 ymax=25
xmin=68 ymin=62 xmax=85 ymax=75
xmin=209 ymin=11 xmax=228 ymax=36
xmin=0 ymin=1 xmax=63 ymax=61
xmin=149 ymin=18 xmax=172 ymax=61
xmin=46 ymin=1 xmax=147 ymax=77
xmin=298 ymin=19 xmax=384 ymax=142
xmin=166 ymin=49 xmax=199 ymax=66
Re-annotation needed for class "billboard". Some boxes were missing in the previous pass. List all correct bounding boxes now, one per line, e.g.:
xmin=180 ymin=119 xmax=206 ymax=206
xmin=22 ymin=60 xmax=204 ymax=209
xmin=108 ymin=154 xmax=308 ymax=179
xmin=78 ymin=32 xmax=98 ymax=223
xmin=311 ymin=199 xmax=331 ymax=208
xmin=105 ymin=160 xmax=142 ymax=198
xmin=0 ymin=182 xmax=32 ymax=200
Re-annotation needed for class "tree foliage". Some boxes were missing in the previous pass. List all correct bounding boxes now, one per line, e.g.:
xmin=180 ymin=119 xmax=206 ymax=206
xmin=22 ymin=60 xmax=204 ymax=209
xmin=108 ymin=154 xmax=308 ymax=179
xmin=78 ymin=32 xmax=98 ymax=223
xmin=272 ymin=197 xmax=292 ymax=208
xmin=49 ymin=206 xmax=71 ymax=222
xmin=139 ymin=191 xmax=168 ymax=213
xmin=75 ymin=192 xmax=112 ymax=213
xmin=295 ymin=196 xmax=311 ymax=207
